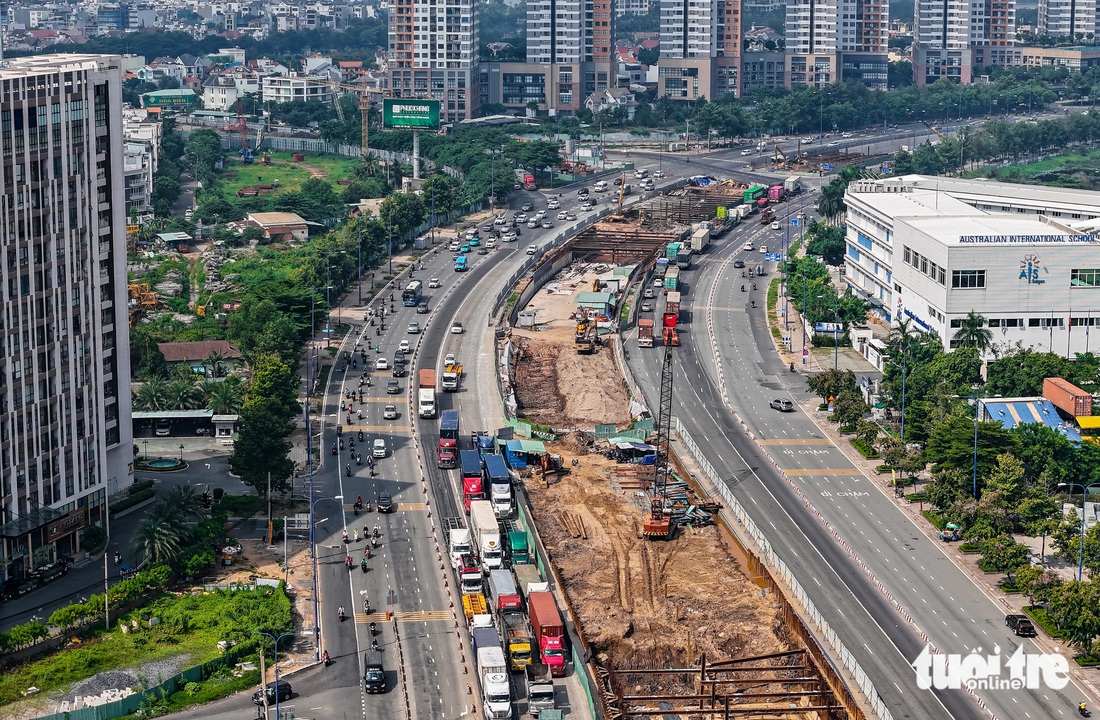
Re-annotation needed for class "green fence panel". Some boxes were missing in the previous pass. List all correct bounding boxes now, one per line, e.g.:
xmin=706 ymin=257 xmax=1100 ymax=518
xmin=593 ymin=424 xmax=617 ymax=439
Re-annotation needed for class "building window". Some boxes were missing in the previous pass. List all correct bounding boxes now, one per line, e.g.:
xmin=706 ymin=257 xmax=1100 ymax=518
xmin=951 ymin=270 xmax=985 ymax=289
xmin=1070 ymin=269 xmax=1100 ymax=287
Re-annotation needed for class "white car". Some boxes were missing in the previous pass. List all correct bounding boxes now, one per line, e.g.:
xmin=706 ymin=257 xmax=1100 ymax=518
xmin=527 ymin=219 xmax=539 ymax=228
xmin=399 ymin=340 xmax=411 ymax=353
xmin=744 ymin=242 xmax=755 ymax=251
xmin=501 ymin=232 xmax=517 ymax=243
xmin=653 ymin=170 xmax=664 ymax=178
xmin=547 ymin=199 xmax=560 ymax=209
xmin=557 ymin=211 xmax=568 ymax=220
xmin=535 ymin=210 xmax=546 ymax=220
xmin=771 ymin=221 xmax=780 ymax=230
xmin=759 ymin=245 xmax=768 ymax=253
xmin=740 ymin=149 xmax=752 ymax=155
xmin=448 ymin=241 xmax=461 ymax=251
xmin=428 ymin=277 xmax=440 ymax=288
xmin=526 ymin=245 xmax=537 ymax=255
xmin=565 ymin=213 xmax=577 ymax=221
xmin=444 ymin=353 xmax=457 ymax=366
xmin=383 ymin=404 xmax=399 ymax=420
xmin=372 ymin=438 xmax=387 ymax=458
xmin=450 ymin=321 xmax=464 ymax=334
xmin=494 ymin=215 xmax=507 ymax=225
xmin=374 ymin=357 xmax=389 ymax=370
xmin=641 ymin=302 xmax=653 ymax=312
xmin=407 ymin=322 xmax=420 ymax=334
xmin=515 ymin=213 xmax=528 ymax=223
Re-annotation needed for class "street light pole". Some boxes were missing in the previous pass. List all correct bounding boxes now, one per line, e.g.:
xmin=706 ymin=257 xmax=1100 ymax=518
xmin=310 ymin=495 xmax=343 ymax=658
xmin=250 ymin=631 xmax=297 ymax=720
xmin=1058 ymin=481 xmax=1099 ymax=581
xmin=801 ymin=273 xmax=808 ymax=365
xmin=357 ymin=221 xmax=363 ymax=305
xmin=832 ymin=292 xmax=840 ymax=370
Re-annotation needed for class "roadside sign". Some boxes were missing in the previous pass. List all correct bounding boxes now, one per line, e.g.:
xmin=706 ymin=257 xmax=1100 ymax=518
xmin=790 ymin=218 xmax=799 ymax=227
xmin=822 ymin=163 xmax=833 ymax=170
xmin=382 ymin=99 xmax=441 ymax=130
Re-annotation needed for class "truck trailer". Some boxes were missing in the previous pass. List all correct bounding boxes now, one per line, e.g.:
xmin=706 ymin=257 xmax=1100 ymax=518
xmin=664 ymin=267 xmax=679 ymax=293
xmin=461 ymin=449 xmax=486 ymax=513
xmin=484 ymin=454 xmax=512 ymax=518
xmin=527 ymin=591 xmax=566 ymax=677
xmin=637 ymin=318 xmax=655 ymax=348
xmin=526 ymin=663 xmax=557 ymax=717
xmin=445 ymin=517 xmax=472 ymax=568
xmin=438 ymin=410 xmax=459 ymax=469
xmin=501 ymin=612 xmax=534 ymax=671
xmin=418 ymin=369 xmax=437 ymax=418
xmin=470 ymin=500 xmax=504 ymax=572
xmin=488 ymin=568 xmax=523 ymax=613
xmin=477 ymin=645 xmax=513 ymax=719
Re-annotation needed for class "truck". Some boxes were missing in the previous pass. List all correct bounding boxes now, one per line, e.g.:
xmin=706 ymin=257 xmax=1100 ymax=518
xmin=501 ymin=612 xmax=534 ymax=671
xmin=655 ymin=257 xmax=669 ymax=277
xmin=527 ymin=591 xmax=566 ymax=677
xmin=477 ymin=645 xmax=513 ymax=719
xmin=665 ymin=242 xmax=680 ymax=261
xmin=664 ymin=291 xmax=680 ymax=329
xmin=458 ymin=552 xmax=484 ymax=594
xmin=484 ymin=454 xmax=512 ymax=518
xmin=445 ymin=517 xmax=472 ymax=568
xmin=1006 ymin=613 xmax=1038 ymax=637
xmin=470 ymin=499 xmax=504 ymax=572
xmin=503 ymin=522 xmax=530 ymax=565
xmin=442 ymin=364 xmax=462 ymax=392
xmin=784 ymin=176 xmax=803 ymax=195
xmin=454 ymin=255 xmax=468 ymax=272
xmin=363 ymin=649 xmax=386 ymax=693
xmin=418 ymin=369 xmax=437 ymax=418
xmin=438 ymin=410 xmax=459 ymax=469
xmin=768 ymin=184 xmax=787 ymax=203
xmin=637 ymin=318 xmax=655 ymax=348
xmin=675 ymin=247 xmax=692 ymax=270
xmin=513 ymin=564 xmax=546 ymax=603
xmin=462 ymin=593 xmax=489 ymax=625
xmin=736 ymin=204 xmax=753 ymax=220
xmin=474 ymin=430 xmax=495 ymax=456
xmin=525 ymin=663 xmax=557 ymax=716
xmin=488 ymin=568 xmax=523 ymax=613
xmin=760 ymin=207 xmax=775 ymax=225
xmin=663 ymin=267 xmax=679 ymax=293
xmin=743 ymin=184 xmax=767 ymax=204
xmin=523 ymin=173 xmax=537 ymax=191
xmin=1043 ymin=377 xmax=1093 ymax=417
xmin=473 ymin=625 xmax=503 ymax=654
xmin=690 ymin=227 xmax=710 ymax=253
xmin=461 ymin=450 xmax=486 ymax=513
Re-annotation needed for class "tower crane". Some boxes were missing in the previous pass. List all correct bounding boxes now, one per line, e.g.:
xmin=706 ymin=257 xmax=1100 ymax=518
xmin=300 ymin=78 xmax=384 ymax=158
xmin=224 ymin=98 xmax=254 ymax=163
xmin=643 ymin=335 xmax=676 ymax=540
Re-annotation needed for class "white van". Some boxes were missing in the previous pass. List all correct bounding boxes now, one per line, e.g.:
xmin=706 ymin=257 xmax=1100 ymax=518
xmin=594 ymin=180 xmax=609 ymax=192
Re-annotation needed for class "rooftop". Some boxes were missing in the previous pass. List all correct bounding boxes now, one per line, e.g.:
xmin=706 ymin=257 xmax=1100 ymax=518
xmin=900 ymin=215 xmax=1085 ymax=245
xmin=981 ymin=398 xmax=1083 ymax=443
xmin=248 ymin=211 xmax=308 ymax=226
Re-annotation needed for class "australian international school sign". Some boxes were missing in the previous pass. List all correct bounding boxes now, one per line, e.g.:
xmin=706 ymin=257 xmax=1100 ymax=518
xmin=383 ymin=99 xmax=441 ymax=131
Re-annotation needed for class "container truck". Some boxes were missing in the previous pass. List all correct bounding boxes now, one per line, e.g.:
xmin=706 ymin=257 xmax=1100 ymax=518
xmin=655 ymin=257 xmax=670 ymax=277
xmin=528 ymin=591 xmax=566 ymax=677
xmin=418 ymin=369 xmax=437 ymax=418
xmin=663 ymin=292 xmax=680 ymax=329
xmin=484 ymin=454 xmax=512 ymax=518
xmin=474 ymin=430 xmax=495 ymax=456
xmin=743 ymin=184 xmax=767 ymax=203
xmin=470 ymin=499 xmax=504 ymax=572
xmin=1043 ymin=377 xmax=1093 ymax=417
xmin=503 ymin=522 xmax=530 ymax=565
xmin=665 ymin=243 xmax=680 ymax=260
xmin=637 ymin=318 xmax=655 ymax=348
xmin=513 ymin=564 xmax=546 ymax=603
xmin=768 ymin=185 xmax=786 ymax=203
xmin=489 ymin=568 xmax=523 ymax=613
xmin=461 ymin=450 xmax=486 ymax=513
xmin=526 ymin=663 xmax=557 ymax=716
xmin=473 ymin=625 xmax=503 ymax=654
xmin=664 ymin=267 xmax=679 ymax=293
xmin=736 ymin=204 xmax=752 ymax=220
xmin=444 ymin=517 xmax=472 ymax=568
xmin=462 ymin=593 xmax=488 ymax=625
xmin=675 ymin=247 xmax=692 ymax=270
xmin=501 ymin=612 xmax=534 ymax=671
xmin=690 ymin=227 xmax=710 ymax=253
xmin=523 ymin=173 xmax=537 ymax=191
xmin=458 ymin=552 xmax=484 ymax=594
xmin=478 ymin=646 xmax=513 ymax=719
xmin=438 ymin=410 xmax=459 ymax=469
xmin=442 ymin=363 xmax=462 ymax=391
xmin=784 ymin=176 xmax=803 ymax=195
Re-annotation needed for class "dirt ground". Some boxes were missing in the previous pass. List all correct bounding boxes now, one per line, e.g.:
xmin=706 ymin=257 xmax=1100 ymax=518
xmin=526 ymin=447 xmax=794 ymax=681
xmin=512 ymin=263 xmax=631 ymax=429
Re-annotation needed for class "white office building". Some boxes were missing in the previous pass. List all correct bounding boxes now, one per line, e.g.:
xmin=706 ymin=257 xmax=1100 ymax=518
xmin=845 ymin=175 xmax=1100 ymax=358
xmin=0 ymin=54 xmax=134 ymax=581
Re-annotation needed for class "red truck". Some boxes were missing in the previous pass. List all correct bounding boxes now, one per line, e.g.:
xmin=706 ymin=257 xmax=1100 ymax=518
xmin=528 ymin=591 xmax=566 ymax=677
xmin=438 ymin=409 xmax=459 ymax=469
xmin=768 ymin=184 xmax=786 ymax=203
xmin=663 ymin=291 xmax=680 ymax=330
xmin=460 ymin=449 xmax=486 ymax=513
xmin=523 ymin=173 xmax=537 ymax=190
xmin=638 ymin=318 xmax=654 ymax=348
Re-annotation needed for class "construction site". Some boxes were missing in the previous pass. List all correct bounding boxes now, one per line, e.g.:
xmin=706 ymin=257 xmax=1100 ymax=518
xmin=746 ymin=141 xmax=892 ymax=175
xmin=503 ymin=207 xmax=849 ymax=716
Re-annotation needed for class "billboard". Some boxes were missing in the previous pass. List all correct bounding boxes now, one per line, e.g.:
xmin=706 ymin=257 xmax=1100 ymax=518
xmin=383 ymin=99 xmax=441 ymax=130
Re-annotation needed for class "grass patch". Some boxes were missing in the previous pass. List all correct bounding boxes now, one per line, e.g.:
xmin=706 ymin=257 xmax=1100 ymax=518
xmin=906 ymin=491 xmax=928 ymax=503
xmin=1076 ymin=654 xmax=1100 ymax=667
xmin=124 ymin=665 xmax=262 ymax=719
xmin=922 ymin=509 xmax=947 ymax=530
xmin=959 ymin=541 xmax=981 ymax=553
xmin=217 ymin=494 xmax=262 ymax=516
xmin=219 ymin=152 xmax=361 ymax=197
xmin=1024 ymin=605 xmax=1066 ymax=639
xmin=850 ymin=438 xmax=880 ymax=458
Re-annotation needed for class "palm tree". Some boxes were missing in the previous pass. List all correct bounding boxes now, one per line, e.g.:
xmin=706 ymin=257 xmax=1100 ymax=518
xmin=816 ymin=182 xmax=846 ymax=220
xmin=130 ymin=504 xmax=188 ymax=565
xmin=133 ymin=377 xmax=170 ymax=411
xmin=160 ymin=486 xmax=205 ymax=521
xmin=203 ymin=378 xmax=243 ymax=414
xmin=166 ymin=378 xmax=202 ymax=410
xmin=203 ymin=350 xmax=227 ymax=378
xmin=953 ymin=310 xmax=993 ymax=353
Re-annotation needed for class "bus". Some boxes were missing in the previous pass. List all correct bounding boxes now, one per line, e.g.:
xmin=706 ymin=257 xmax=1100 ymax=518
xmin=402 ymin=280 xmax=423 ymax=307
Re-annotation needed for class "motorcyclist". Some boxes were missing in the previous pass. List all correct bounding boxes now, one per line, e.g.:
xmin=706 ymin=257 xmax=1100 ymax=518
xmin=740 ymin=285 xmax=745 ymax=292
xmin=355 ymin=495 xmax=363 ymax=509
xmin=344 ymin=555 xmax=352 ymax=569
xmin=346 ymin=464 xmax=352 ymax=476
xmin=342 ymin=530 xmax=349 ymax=543
xmin=372 ymin=525 xmax=380 ymax=538
xmin=1080 ymin=701 xmax=1090 ymax=717
xmin=371 ymin=639 xmax=379 ymax=651
xmin=322 ymin=650 xmax=331 ymax=665
xmin=353 ymin=529 xmax=360 ymax=542
xmin=338 ymin=606 xmax=346 ymax=621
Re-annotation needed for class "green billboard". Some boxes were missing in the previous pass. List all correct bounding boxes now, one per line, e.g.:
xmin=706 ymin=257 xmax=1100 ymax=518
xmin=383 ymin=99 xmax=441 ymax=130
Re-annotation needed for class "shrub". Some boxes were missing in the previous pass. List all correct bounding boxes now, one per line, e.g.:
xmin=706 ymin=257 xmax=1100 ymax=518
xmin=850 ymin=438 xmax=880 ymax=458
xmin=110 ymin=488 xmax=155 ymax=514
xmin=129 ymin=479 xmax=156 ymax=495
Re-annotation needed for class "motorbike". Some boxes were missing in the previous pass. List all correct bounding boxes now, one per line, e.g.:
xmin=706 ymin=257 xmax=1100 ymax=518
xmin=358 ymin=430 xmax=365 ymax=442
xmin=1080 ymin=704 xmax=1091 ymax=718
xmin=370 ymin=621 xmax=377 ymax=636
xmin=371 ymin=536 xmax=378 ymax=549
xmin=345 ymin=464 xmax=352 ymax=477
xmin=339 ymin=439 xmax=344 ymax=449
xmin=365 ymin=546 xmax=372 ymax=559
xmin=336 ymin=425 xmax=342 ymax=436
xmin=740 ymin=285 xmax=746 ymax=292
xmin=338 ymin=607 xmax=346 ymax=621
xmin=363 ymin=598 xmax=371 ymax=614
xmin=344 ymin=556 xmax=352 ymax=570
xmin=354 ymin=497 xmax=364 ymax=511
xmin=322 ymin=651 xmax=331 ymax=666
xmin=750 ymin=300 xmax=756 ymax=308
xmin=360 ymin=557 xmax=368 ymax=572
xmin=790 ymin=362 xmax=795 ymax=373
xmin=331 ymin=444 xmax=338 ymax=456
xmin=356 ymin=453 xmax=362 ymax=466
xmin=342 ymin=530 xmax=349 ymax=544
xmin=346 ymin=414 xmax=352 ymax=424
xmin=357 ymin=409 xmax=362 ymax=419
xmin=372 ymin=526 xmax=380 ymax=539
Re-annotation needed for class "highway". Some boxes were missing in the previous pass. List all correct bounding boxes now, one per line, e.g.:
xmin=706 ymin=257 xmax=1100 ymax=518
xmin=621 ymin=156 xmax=1085 ymax=720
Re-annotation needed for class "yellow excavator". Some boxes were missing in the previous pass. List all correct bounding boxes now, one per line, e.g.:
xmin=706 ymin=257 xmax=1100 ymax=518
xmin=574 ymin=309 xmax=596 ymax=354
xmin=773 ymin=143 xmax=787 ymax=168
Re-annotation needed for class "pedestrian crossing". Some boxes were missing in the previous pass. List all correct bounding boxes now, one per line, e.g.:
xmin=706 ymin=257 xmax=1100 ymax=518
xmin=355 ymin=610 xmax=453 ymax=623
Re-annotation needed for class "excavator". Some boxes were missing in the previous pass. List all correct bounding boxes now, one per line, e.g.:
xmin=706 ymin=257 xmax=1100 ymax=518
xmin=773 ymin=143 xmax=787 ymax=169
xmin=604 ymin=172 xmax=630 ymax=223
xmin=574 ymin=309 xmax=596 ymax=354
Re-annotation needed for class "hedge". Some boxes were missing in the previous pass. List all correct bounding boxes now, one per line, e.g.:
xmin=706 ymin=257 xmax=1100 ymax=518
xmin=129 ymin=478 xmax=155 ymax=495
xmin=850 ymin=438 xmax=880 ymax=459
xmin=109 ymin=488 xmax=155 ymax=514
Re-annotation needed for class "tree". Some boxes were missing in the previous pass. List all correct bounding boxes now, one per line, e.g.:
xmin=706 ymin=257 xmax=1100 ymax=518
xmin=130 ymin=503 xmax=189 ymax=565
xmin=203 ymin=379 xmax=244 ymax=414
xmin=161 ymin=485 xmax=205 ymax=522
xmin=203 ymin=350 xmax=228 ymax=378
xmin=804 ymin=221 xmax=846 ymax=265
xmin=166 ymin=378 xmax=202 ymax=410
xmin=1048 ymin=579 xmax=1100 ymax=655
xmin=978 ymin=535 xmax=1031 ymax=577
xmin=230 ymin=354 xmax=298 ymax=496
xmin=806 ymin=368 xmax=858 ymax=404
xmin=924 ymin=413 xmax=1014 ymax=493
xmin=952 ymin=310 xmax=993 ymax=353
xmin=1015 ymin=564 xmax=1063 ymax=606
xmin=133 ymin=377 xmax=170 ymax=411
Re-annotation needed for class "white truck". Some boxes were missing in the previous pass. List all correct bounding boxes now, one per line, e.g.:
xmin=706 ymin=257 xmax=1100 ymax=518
xmin=526 ymin=663 xmax=557 ymax=717
xmin=735 ymin=204 xmax=752 ymax=220
xmin=477 ymin=646 xmax=513 ymax=719
xmin=469 ymin=500 xmax=504 ymax=573
xmin=784 ymin=176 xmax=803 ymax=195
xmin=417 ymin=388 xmax=436 ymax=418
xmin=442 ymin=363 xmax=462 ymax=392
xmin=690 ymin=226 xmax=710 ymax=253
xmin=445 ymin=519 xmax=472 ymax=569
xmin=484 ymin=455 xmax=512 ymax=519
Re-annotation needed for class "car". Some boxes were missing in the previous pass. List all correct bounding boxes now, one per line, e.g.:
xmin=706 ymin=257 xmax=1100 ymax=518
xmin=513 ymin=181 xmax=522 ymax=190
xmin=428 ymin=277 xmax=440 ymax=288
xmin=740 ymin=149 xmax=752 ymax=155
xmin=465 ymin=229 xmax=479 ymax=240
xmin=515 ymin=213 xmax=528 ymax=223
xmin=744 ymin=242 xmax=755 ymax=251
xmin=399 ymin=340 xmax=411 ymax=353
xmin=494 ymin=215 xmax=507 ymax=226
xmin=459 ymin=244 xmax=470 ymax=253
xmin=486 ymin=239 xmax=497 ymax=249
xmin=652 ymin=277 xmax=663 ymax=287
xmin=556 ymin=211 xmax=568 ymax=220
xmin=613 ymin=177 xmax=623 ymax=186
xmin=640 ymin=302 xmax=653 ymax=312
xmin=393 ymin=351 xmax=406 ymax=366
xmin=769 ymin=398 xmax=795 ymax=412
xmin=653 ymin=170 xmax=664 ymax=178
xmin=771 ymin=221 xmax=780 ymax=230
xmin=482 ymin=223 xmax=494 ymax=233
xmin=842 ymin=132 xmax=853 ymax=138
xmin=253 ymin=681 xmax=292 ymax=705
xmin=469 ymin=237 xmax=481 ymax=247
xmin=383 ymin=404 xmax=399 ymax=420
xmin=578 ymin=187 xmax=589 ymax=197
xmin=527 ymin=220 xmax=539 ymax=228
xmin=827 ymin=141 xmax=839 ymax=147
xmin=377 ymin=491 xmax=394 ymax=512
xmin=526 ymin=245 xmax=537 ymax=255
xmin=547 ymin=199 xmax=560 ymax=209
xmin=386 ymin=379 xmax=401 ymax=394
xmin=534 ymin=210 xmax=546 ymax=220
xmin=759 ymin=245 xmax=767 ymax=253
xmin=501 ymin=232 xmax=517 ymax=243
xmin=444 ymin=353 xmax=457 ymax=366
xmin=155 ymin=420 xmax=171 ymax=437
xmin=374 ymin=357 xmax=389 ymax=370
xmin=565 ymin=213 xmax=577 ymax=221
xmin=734 ymin=259 xmax=745 ymax=268
xmin=521 ymin=202 xmax=534 ymax=212
xmin=541 ymin=220 xmax=553 ymax=229
xmin=448 ymin=242 xmax=461 ymax=251
xmin=407 ymin=322 xmax=420 ymax=334
xmin=417 ymin=301 xmax=429 ymax=314
xmin=477 ymin=247 xmax=489 ymax=255
xmin=643 ymin=288 xmax=655 ymax=299
xmin=1005 ymin=614 xmax=1037 ymax=637
xmin=373 ymin=439 xmax=388 ymax=459
xmin=392 ymin=362 xmax=406 ymax=377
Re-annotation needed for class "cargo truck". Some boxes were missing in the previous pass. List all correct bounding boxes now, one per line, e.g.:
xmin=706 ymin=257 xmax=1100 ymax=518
xmin=523 ymin=173 xmax=537 ymax=191
xmin=461 ymin=450 xmax=486 ymax=512
xmin=474 ymin=430 xmax=495 ymax=456
xmin=663 ymin=291 xmax=680 ymax=329
xmin=1043 ymin=377 xmax=1093 ymax=417
xmin=690 ymin=227 xmax=710 ymax=253
xmin=768 ymin=185 xmax=786 ymax=203
xmin=760 ymin=207 xmax=775 ymax=225
xmin=501 ymin=612 xmax=534 ymax=671
xmin=664 ymin=267 xmax=679 ymax=293
xmin=444 ymin=517 xmax=472 ymax=568
xmin=442 ymin=364 xmax=462 ymax=391
xmin=438 ymin=409 xmax=459 ymax=469
xmin=477 ymin=645 xmax=513 ymax=719
xmin=655 ymin=257 xmax=669 ymax=277
xmin=418 ymin=369 xmax=437 ymax=418
xmin=743 ymin=184 xmax=767 ymax=203
xmin=526 ymin=663 xmax=557 ymax=716
xmin=513 ymin=564 xmax=546 ymax=603
xmin=736 ymin=204 xmax=752 ymax=220
xmin=503 ymin=522 xmax=530 ymax=565
xmin=462 ymin=593 xmax=489 ymax=625
xmin=473 ymin=625 xmax=503 ymax=654
xmin=784 ymin=176 xmax=803 ymax=195
xmin=470 ymin=499 xmax=504 ymax=572
xmin=528 ymin=591 xmax=566 ymax=677
xmin=458 ymin=552 xmax=484 ymax=594
xmin=675 ymin=247 xmax=692 ymax=270
xmin=637 ymin=318 xmax=655 ymax=348
xmin=484 ymin=454 xmax=512 ymax=518
xmin=489 ymin=568 xmax=523 ymax=613
xmin=665 ymin=243 xmax=680 ymax=261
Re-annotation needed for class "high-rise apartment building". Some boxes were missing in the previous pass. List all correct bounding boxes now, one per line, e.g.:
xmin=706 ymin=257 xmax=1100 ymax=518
xmin=785 ymin=0 xmax=888 ymax=89
xmin=657 ymin=0 xmax=741 ymax=100
xmin=388 ymin=0 xmax=479 ymax=122
xmin=0 ymin=54 xmax=134 ymax=581
xmin=1038 ymin=0 xmax=1095 ymax=39
xmin=913 ymin=0 xmax=1017 ymax=84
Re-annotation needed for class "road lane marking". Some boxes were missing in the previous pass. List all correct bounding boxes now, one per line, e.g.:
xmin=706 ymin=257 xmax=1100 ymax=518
xmin=758 ymin=438 xmax=832 ymax=445
xmin=785 ymin=468 xmax=864 ymax=476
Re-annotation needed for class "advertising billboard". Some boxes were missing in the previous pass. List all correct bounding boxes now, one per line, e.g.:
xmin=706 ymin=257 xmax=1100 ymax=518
xmin=383 ymin=99 xmax=441 ymax=130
